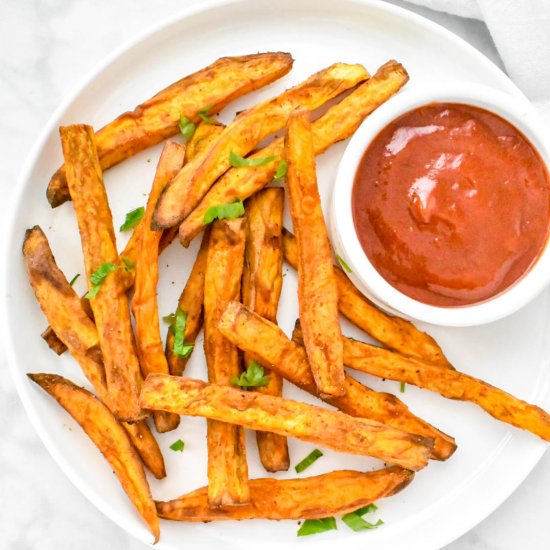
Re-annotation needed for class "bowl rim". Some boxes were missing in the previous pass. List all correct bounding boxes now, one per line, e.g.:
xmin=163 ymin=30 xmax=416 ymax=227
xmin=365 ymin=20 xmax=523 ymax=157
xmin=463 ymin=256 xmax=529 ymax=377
xmin=330 ymin=82 xmax=550 ymax=327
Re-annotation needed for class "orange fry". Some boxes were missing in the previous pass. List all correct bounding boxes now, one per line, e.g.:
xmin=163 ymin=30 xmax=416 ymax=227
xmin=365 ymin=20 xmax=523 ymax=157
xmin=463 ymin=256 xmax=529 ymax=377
xmin=132 ymin=141 xmax=185 ymax=433
xmin=60 ymin=124 xmax=142 ymax=421
xmin=157 ymin=466 xmax=413 ymax=521
xmin=140 ymin=375 xmax=433 ymax=471
xmin=285 ymin=109 xmax=344 ymax=397
xmin=203 ymin=218 xmax=249 ymax=506
xmin=29 ymin=373 xmax=159 ymax=541
xmin=242 ymin=188 xmax=289 ymax=472
xmin=342 ymin=335 xmax=550 ymax=441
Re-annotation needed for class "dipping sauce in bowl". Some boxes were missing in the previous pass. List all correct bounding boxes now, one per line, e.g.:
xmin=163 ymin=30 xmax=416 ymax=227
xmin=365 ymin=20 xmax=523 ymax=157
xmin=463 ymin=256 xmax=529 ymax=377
xmin=352 ymin=103 xmax=550 ymax=307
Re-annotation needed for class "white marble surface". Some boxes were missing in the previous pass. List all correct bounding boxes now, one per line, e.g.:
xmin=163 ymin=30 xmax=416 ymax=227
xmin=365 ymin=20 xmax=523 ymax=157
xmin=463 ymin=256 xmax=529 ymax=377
xmin=1 ymin=1 xmax=549 ymax=549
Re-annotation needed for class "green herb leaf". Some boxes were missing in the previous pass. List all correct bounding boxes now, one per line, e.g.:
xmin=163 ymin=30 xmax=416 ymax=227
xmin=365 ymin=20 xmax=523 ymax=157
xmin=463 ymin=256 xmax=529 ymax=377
xmin=162 ymin=313 xmax=176 ymax=325
xmin=68 ymin=273 xmax=80 ymax=286
xmin=229 ymin=151 xmax=277 ymax=168
xmin=121 ymin=257 xmax=135 ymax=271
xmin=273 ymin=159 xmax=288 ymax=181
xmin=353 ymin=503 xmax=378 ymax=516
xmin=203 ymin=199 xmax=245 ymax=225
xmin=198 ymin=105 xmax=216 ymax=124
xmin=342 ymin=503 xmax=383 ymax=532
xmin=119 ymin=207 xmax=144 ymax=232
xmin=231 ymin=360 xmax=270 ymax=389
xmin=342 ymin=514 xmax=383 ymax=531
xmin=400 ymin=381 xmax=406 ymax=393
xmin=169 ymin=439 xmax=185 ymax=452
xmin=336 ymin=254 xmax=352 ymax=274
xmin=178 ymin=115 xmax=196 ymax=142
xmin=172 ymin=309 xmax=194 ymax=358
xmin=85 ymin=262 xmax=118 ymax=299
xmin=295 ymin=449 xmax=323 ymax=473
xmin=297 ymin=517 xmax=337 ymax=537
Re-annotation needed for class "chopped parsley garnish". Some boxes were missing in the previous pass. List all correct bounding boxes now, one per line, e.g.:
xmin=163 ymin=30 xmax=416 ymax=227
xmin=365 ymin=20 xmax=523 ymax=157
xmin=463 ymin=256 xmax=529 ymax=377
xmin=295 ymin=449 xmax=323 ymax=473
xmin=231 ymin=361 xmax=270 ymax=389
xmin=68 ymin=273 xmax=80 ymax=286
xmin=400 ymin=382 xmax=406 ymax=393
xmin=203 ymin=199 xmax=245 ymax=225
xmin=166 ymin=308 xmax=194 ymax=358
xmin=85 ymin=262 xmax=118 ymax=299
xmin=198 ymin=105 xmax=216 ymax=125
xmin=342 ymin=503 xmax=383 ymax=531
xmin=178 ymin=115 xmax=196 ymax=142
xmin=336 ymin=254 xmax=352 ymax=274
xmin=297 ymin=517 xmax=337 ymax=537
xmin=229 ymin=151 xmax=277 ymax=168
xmin=273 ymin=160 xmax=288 ymax=181
xmin=119 ymin=206 xmax=144 ymax=232
xmin=169 ymin=439 xmax=185 ymax=452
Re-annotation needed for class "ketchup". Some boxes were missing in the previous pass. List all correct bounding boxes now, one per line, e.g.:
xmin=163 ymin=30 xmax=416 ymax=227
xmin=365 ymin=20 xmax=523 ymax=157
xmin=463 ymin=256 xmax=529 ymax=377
xmin=352 ymin=103 xmax=550 ymax=307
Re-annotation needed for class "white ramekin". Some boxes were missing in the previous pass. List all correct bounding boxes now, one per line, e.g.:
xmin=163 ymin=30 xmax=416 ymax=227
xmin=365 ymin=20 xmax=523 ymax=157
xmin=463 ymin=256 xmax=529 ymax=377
xmin=330 ymin=83 xmax=550 ymax=327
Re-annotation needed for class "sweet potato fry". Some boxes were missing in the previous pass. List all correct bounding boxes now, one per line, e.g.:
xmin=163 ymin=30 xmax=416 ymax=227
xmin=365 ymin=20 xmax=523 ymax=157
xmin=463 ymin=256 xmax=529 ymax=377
xmin=60 ymin=124 xmax=142 ymax=421
xmin=153 ymin=62 xmax=370 ymax=230
xmin=156 ymin=466 xmax=413 ymax=521
xmin=123 ymin=420 xmax=166 ymax=480
xmin=285 ymin=109 xmax=344 ymax=397
xmin=203 ymin=218 xmax=249 ymax=506
xmin=47 ymin=53 xmax=293 ymax=207
xmin=23 ymin=226 xmax=108 ymax=397
xmin=218 ymin=301 xmax=456 ymax=461
xmin=132 ymin=141 xmax=185 ymax=433
xmin=178 ymin=60 xmax=409 ymax=246
xmin=23 ymin=225 xmax=166 ymax=478
xmin=282 ymin=229 xmax=451 ymax=367
xmin=185 ymin=121 xmax=225 ymax=163
xmin=340 ymin=335 xmax=550 ymax=441
xmin=166 ymin=227 xmax=210 ymax=377
xmin=242 ymin=188 xmax=289 ymax=472
xmin=140 ymin=375 xmax=432 ymax=471
xmin=28 ymin=373 xmax=159 ymax=541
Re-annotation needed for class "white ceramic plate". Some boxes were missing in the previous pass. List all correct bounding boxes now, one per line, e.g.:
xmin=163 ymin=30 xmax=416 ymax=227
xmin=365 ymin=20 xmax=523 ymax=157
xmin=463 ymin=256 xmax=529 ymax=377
xmin=4 ymin=1 xmax=550 ymax=549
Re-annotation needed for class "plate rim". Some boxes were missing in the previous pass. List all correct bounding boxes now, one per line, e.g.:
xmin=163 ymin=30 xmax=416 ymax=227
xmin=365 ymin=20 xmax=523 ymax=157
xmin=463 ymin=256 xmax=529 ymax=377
xmin=2 ymin=0 xmax=547 ymax=549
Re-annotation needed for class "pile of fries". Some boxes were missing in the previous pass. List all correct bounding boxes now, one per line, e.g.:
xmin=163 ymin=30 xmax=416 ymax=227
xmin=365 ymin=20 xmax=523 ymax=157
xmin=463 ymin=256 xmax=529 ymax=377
xmin=23 ymin=52 xmax=550 ymax=542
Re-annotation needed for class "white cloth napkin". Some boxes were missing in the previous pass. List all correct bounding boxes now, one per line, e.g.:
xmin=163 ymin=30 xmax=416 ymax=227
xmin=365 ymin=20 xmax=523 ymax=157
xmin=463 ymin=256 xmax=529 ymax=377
xmin=405 ymin=0 xmax=550 ymax=123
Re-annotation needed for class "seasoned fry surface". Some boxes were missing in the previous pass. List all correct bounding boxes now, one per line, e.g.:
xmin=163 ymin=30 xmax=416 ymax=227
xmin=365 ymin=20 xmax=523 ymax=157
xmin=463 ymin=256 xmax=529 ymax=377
xmin=132 ymin=141 xmax=185 ymax=433
xmin=285 ymin=109 xmax=344 ymax=397
xmin=242 ymin=188 xmax=289 ymax=472
xmin=342 ymin=336 xmax=550 ymax=441
xmin=218 ymin=301 xmax=456 ymax=461
xmin=23 ymin=226 xmax=108 ymax=399
xmin=153 ymin=62 xmax=369 ymax=230
xmin=157 ymin=466 xmax=413 ymax=521
xmin=203 ymin=218 xmax=249 ymax=506
xmin=47 ymin=52 xmax=294 ymax=207
xmin=178 ymin=60 xmax=410 ymax=246
xmin=29 ymin=373 xmax=159 ymax=541
xmin=140 ymin=375 xmax=433 ymax=471
xmin=61 ymin=124 xmax=142 ymax=421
